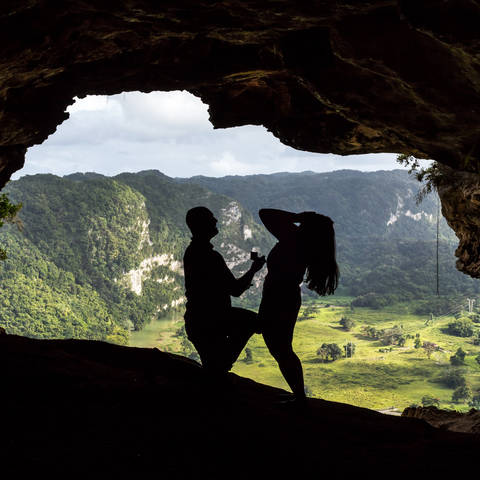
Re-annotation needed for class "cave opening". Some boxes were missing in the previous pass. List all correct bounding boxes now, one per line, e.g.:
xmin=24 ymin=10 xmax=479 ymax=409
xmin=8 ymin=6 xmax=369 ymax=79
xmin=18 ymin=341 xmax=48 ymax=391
xmin=2 ymin=3 xmax=480 ymax=470
xmin=18 ymin=90 xmax=404 ymax=179
xmin=2 ymin=89 xmax=479 ymax=412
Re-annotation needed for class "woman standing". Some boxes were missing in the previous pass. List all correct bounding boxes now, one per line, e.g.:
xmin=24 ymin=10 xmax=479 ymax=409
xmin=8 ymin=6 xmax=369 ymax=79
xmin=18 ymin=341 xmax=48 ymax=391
xmin=258 ymin=209 xmax=339 ymax=405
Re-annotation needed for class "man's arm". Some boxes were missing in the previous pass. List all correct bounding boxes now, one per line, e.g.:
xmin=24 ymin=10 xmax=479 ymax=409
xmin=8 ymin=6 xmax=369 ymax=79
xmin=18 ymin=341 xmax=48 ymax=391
xmin=228 ymin=255 xmax=265 ymax=297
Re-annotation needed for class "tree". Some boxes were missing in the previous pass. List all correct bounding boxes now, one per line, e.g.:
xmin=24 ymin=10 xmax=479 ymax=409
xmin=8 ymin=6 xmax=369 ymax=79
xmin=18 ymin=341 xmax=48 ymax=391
xmin=299 ymin=305 xmax=316 ymax=320
xmin=450 ymin=347 xmax=466 ymax=366
xmin=446 ymin=319 xmax=474 ymax=337
xmin=343 ymin=342 xmax=356 ymax=358
xmin=380 ymin=326 xmax=404 ymax=346
xmin=469 ymin=394 xmax=480 ymax=409
xmin=243 ymin=347 xmax=253 ymax=364
xmin=317 ymin=343 xmax=343 ymax=362
xmin=452 ymin=385 xmax=472 ymax=403
xmin=438 ymin=368 xmax=467 ymax=389
xmin=476 ymin=354 xmax=480 ymax=366
xmin=421 ymin=395 xmax=440 ymax=407
xmin=422 ymin=341 xmax=438 ymax=359
xmin=470 ymin=314 xmax=480 ymax=324
xmin=0 ymin=192 xmax=22 ymax=260
xmin=361 ymin=325 xmax=379 ymax=339
xmin=339 ymin=316 xmax=355 ymax=331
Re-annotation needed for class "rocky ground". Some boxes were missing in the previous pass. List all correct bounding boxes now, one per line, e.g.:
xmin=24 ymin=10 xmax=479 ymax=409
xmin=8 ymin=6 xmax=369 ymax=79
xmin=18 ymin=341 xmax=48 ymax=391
xmin=1 ymin=332 xmax=479 ymax=478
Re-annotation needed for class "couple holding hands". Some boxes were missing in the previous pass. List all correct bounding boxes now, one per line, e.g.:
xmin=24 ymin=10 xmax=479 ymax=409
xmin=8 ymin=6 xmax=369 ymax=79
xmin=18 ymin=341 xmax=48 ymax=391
xmin=183 ymin=206 xmax=339 ymax=405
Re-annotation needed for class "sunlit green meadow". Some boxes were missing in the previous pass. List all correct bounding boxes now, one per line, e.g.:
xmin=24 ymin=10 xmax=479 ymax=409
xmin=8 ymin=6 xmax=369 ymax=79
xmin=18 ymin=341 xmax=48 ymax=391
xmin=130 ymin=299 xmax=480 ymax=412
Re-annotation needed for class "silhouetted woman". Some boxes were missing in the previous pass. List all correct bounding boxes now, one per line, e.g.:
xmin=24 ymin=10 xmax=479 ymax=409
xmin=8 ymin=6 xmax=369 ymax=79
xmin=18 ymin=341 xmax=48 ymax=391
xmin=258 ymin=208 xmax=339 ymax=404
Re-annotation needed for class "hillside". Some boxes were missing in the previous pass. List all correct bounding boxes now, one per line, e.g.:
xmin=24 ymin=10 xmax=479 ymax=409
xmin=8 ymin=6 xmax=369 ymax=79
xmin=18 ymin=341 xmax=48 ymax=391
xmin=0 ymin=172 xmax=271 ymax=341
xmin=180 ymin=170 xmax=480 ymax=299
xmin=0 ymin=169 xmax=479 ymax=344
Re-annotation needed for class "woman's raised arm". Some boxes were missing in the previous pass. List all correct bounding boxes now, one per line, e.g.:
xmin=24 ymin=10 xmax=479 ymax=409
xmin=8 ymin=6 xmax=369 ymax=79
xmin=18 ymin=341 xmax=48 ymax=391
xmin=258 ymin=208 xmax=299 ymax=240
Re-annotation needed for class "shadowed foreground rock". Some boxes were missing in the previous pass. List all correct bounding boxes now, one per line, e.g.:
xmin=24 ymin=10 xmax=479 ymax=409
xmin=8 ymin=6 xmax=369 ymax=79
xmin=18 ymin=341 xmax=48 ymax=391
xmin=1 ymin=334 xmax=478 ymax=478
xmin=403 ymin=406 xmax=480 ymax=434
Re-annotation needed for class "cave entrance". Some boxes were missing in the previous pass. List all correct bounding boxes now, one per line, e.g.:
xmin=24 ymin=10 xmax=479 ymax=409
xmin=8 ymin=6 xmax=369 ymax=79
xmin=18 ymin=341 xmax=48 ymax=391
xmin=19 ymin=90 xmax=402 ymax=178
xmin=2 ymin=90 xmax=479 ymax=413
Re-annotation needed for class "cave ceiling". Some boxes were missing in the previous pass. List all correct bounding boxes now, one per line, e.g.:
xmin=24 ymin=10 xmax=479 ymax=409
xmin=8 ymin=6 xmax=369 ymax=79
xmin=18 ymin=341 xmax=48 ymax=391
xmin=1 ymin=0 xmax=480 ymax=275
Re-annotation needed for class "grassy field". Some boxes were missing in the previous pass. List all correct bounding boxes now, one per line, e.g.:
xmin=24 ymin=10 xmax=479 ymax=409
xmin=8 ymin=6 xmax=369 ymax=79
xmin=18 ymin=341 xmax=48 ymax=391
xmin=130 ymin=299 xmax=480 ymax=412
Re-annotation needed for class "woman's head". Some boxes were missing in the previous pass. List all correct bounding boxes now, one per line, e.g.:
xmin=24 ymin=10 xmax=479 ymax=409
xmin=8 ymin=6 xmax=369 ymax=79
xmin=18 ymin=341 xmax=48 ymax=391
xmin=299 ymin=213 xmax=339 ymax=296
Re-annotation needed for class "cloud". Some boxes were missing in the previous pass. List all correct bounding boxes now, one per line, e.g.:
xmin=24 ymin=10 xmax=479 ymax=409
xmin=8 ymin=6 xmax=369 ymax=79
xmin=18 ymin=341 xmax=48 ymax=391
xmin=16 ymin=91 xmax=427 ymax=180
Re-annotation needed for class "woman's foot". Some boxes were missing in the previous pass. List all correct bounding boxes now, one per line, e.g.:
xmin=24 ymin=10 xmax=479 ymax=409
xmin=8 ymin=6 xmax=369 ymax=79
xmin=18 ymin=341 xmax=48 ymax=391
xmin=275 ymin=394 xmax=308 ymax=409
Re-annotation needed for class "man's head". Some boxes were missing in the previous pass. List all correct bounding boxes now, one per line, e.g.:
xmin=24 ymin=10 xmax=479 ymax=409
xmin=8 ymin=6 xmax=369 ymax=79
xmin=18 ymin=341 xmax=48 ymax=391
xmin=186 ymin=206 xmax=218 ymax=239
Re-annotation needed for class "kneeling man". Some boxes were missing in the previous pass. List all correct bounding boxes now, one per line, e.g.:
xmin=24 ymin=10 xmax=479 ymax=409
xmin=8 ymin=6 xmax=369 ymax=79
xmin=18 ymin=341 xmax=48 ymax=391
xmin=183 ymin=206 xmax=265 ymax=374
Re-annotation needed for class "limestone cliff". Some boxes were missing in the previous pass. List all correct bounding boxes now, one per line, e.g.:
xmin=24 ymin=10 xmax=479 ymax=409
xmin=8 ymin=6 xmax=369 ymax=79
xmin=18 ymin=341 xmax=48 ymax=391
xmin=436 ymin=166 xmax=480 ymax=278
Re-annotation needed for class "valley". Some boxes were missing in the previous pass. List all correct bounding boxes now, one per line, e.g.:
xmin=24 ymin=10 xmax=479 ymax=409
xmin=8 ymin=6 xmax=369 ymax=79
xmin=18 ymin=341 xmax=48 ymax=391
xmin=2 ymin=168 xmax=480 ymax=412
xmin=130 ymin=298 xmax=480 ymax=412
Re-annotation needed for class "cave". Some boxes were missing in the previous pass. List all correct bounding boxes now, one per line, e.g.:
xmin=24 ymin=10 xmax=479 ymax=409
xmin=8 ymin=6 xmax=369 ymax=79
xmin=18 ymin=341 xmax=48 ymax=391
xmin=1 ymin=0 xmax=480 ymax=274
xmin=1 ymin=1 xmax=480 ymax=477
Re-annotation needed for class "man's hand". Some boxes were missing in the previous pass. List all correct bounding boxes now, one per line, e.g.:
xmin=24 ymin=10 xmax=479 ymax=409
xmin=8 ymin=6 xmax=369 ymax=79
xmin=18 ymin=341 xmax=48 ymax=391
xmin=250 ymin=255 xmax=266 ymax=273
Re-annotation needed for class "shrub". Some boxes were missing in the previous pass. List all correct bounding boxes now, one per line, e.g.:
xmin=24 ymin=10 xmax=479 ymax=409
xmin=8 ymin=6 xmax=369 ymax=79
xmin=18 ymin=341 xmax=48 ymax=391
xmin=445 ymin=319 xmax=474 ymax=337
xmin=471 ymin=314 xmax=480 ymax=324
xmin=339 ymin=316 xmax=355 ymax=331
xmin=413 ymin=296 xmax=465 ymax=316
xmin=438 ymin=368 xmax=467 ymax=389
xmin=452 ymin=385 xmax=472 ymax=403
xmin=469 ymin=394 xmax=480 ymax=409
xmin=380 ymin=326 xmax=404 ymax=346
xmin=421 ymin=395 xmax=440 ymax=407
xmin=317 ymin=343 xmax=343 ymax=362
xmin=361 ymin=325 xmax=380 ymax=339
xmin=299 ymin=305 xmax=316 ymax=321
xmin=243 ymin=347 xmax=253 ymax=364
xmin=450 ymin=347 xmax=466 ymax=366
xmin=352 ymin=293 xmax=391 ymax=309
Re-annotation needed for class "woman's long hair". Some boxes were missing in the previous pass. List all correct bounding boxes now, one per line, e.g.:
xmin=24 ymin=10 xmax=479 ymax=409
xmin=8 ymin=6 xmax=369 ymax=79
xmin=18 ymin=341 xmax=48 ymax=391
xmin=300 ymin=214 xmax=339 ymax=296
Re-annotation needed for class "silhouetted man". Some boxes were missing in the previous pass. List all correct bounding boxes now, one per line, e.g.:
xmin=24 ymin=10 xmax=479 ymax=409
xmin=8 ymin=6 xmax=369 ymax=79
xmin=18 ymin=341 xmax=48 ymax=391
xmin=183 ymin=206 xmax=265 ymax=375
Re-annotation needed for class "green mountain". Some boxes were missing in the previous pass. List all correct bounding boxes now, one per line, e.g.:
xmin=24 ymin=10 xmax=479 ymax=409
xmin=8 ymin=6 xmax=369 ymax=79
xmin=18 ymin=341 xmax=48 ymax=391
xmin=0 ymin=172 xmax=271 ymax=342
xmin=0 ymin=169 xmax=478 ymax=344
xmin=178 ymin=170 xmax=480 ymax=300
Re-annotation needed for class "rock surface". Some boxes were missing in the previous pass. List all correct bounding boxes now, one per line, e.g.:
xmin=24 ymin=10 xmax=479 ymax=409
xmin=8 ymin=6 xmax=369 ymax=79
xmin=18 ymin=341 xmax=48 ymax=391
xmin=1 ymin=1 xmax=480 ymax=272
xmin=438 ymin=167 xmax=480 ymax=277
xmin=0 ymin=333 xmax=479 ymax=477
xmin=403 ymin=406 xmax=480 ymax=434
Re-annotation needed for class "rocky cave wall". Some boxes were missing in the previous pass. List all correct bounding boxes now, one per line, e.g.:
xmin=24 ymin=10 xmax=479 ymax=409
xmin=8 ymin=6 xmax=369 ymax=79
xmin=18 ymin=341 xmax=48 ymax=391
xmin=1 ymin=0 xmax=480 ymax=274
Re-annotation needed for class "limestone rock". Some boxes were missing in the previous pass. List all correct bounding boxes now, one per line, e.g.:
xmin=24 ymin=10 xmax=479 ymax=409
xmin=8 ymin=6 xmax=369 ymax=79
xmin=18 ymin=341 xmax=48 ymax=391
xmin=437 ymin=167 xmax=480 ymax=277
xmin=403 ymin=406 xmax=480 ymax=434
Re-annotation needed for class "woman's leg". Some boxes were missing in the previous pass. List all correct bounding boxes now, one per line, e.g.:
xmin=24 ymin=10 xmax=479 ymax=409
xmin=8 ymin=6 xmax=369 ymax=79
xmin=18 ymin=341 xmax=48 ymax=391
xmin=263 ymin=316 xmax=305 ymax=399
xmin=273 ymin=345 xmax=305 ymax=399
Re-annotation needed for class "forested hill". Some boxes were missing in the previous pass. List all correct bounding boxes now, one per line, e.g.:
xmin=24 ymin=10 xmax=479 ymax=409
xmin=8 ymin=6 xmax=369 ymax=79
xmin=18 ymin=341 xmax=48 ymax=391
xmin=0 ymin=172 xmax=271 ymax=342
xmin=0 ymin=169 xmax=478 ymax=344
xmin=179 ymin=170 xmax=449 ymax=241
xmin=178 ymin=170 xmax=479 ymax=300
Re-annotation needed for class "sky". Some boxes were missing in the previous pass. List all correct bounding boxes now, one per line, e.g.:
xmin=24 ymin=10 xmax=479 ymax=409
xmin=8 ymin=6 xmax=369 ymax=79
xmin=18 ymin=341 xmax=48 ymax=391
xmin=16 ymin=90 xmax=418 ymax=179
